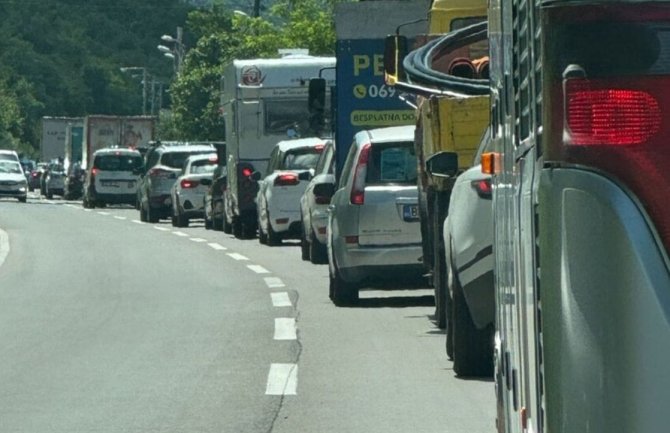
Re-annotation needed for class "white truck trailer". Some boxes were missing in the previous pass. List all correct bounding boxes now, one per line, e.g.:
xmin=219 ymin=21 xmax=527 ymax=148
xmin=40 ymin=117 xmax=84 ymax=162
xmin=220 ymin=54 xmax=335 ymax=238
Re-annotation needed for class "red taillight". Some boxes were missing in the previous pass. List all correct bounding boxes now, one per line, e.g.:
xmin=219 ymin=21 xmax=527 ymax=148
xmin=180 ymin=179 xmax=199 ymax=189
xmin=566 ymin=78 xmax=661 ymax=145
xmin=31 ymin=172 xmax=38 ymax=177
xmin=345 ymin=235 xmax=359 ymax=244
xmin=274 ymin=172 xmax=299 ymax=186
xmin=91 ymin=168 xmax=100 ymax=176
xmin=314 ymin=144 xmax=325 ymax=152
xmin=242 ymin=167 xmax=253 ymax=177
xmin=471 ymin=178 xmax=492 ymax=199
xmin=350 ymin=143 xmax=371 ymax=205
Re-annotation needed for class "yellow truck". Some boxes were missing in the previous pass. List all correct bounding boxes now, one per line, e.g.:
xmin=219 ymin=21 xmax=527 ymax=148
xmin=384 ymin=0 xmax=489 ymax=332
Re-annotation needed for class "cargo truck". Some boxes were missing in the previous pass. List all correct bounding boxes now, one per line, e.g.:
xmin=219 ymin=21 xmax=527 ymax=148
xmin=384 ymin=0 xmax=490 ymax=372
xmin=81 ymin=115 xmax=156 ymax=169
xmin=40 ymin=117 xmax=84 ymax=162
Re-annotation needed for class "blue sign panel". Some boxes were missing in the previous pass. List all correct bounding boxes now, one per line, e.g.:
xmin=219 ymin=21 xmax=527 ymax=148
xmin=335 ymin=38 xmax=415 ymax=175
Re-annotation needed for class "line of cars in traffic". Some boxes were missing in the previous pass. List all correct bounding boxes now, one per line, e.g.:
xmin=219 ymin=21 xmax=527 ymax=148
xmin=3 ymin=125 xmax=495 ymax=377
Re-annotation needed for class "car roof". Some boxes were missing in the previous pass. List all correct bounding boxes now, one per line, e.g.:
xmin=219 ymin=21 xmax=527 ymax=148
xmin=185 ymin=153 xmax=218 ymax=163
xmin=357 ymin=125 xmax=416 ymax=144
xmin=93 ymin=147 xmax=142 ymax=156
xmin=0 ymin=149 xmax=19 ymax=155
xmin=158 ymin=144 xmax=215 ymax=153
xmin=274 ymin=137 xmax=329 ymax=152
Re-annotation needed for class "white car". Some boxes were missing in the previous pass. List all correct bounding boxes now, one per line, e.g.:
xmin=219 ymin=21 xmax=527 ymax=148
xmin=327 ymin=125 xmax=423 ymax=305
xmin=439 ymin=127 xmax=494 ymax=377
xmin=299 ymin=139 xmax=335 ymax=264
xmin=83 ymin=148 xmax=143 ymax=208
xmin=170 ymin=153 xmax=218 ymax=227
xmin=0 ymin=159 xmax=28 ymax=202
xmin=256 ymin=138 xmax=326 ymax=246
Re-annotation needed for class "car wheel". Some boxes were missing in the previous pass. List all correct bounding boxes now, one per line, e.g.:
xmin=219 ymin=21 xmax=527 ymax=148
xmin=232 ymin=218 xmax=243 ymax=238
xmin=205 ymin=217 xmax=213 ymax=230
xmin=222 ymin=214 xmax=232 ymax=234
xmin=212 ymin=215 xmax=223 ymax=231
xmin=267 ymin=220 xmax=281 ymax=246
xmin=46 ymin=189 xmax=53 ymax=199
xmin=139 ymin=204 xmax=148 ymax=222
xmin=329 ymin=258 xmax=358 ymax=306
xmin=18 ymin=196 xmax=27 ymax=203
xmin=451 ymin=270 xmax=494 ymax=377
xmin=309 ymin=228 xmax=328 ymax=265
xmin=258 ymin=216 xmax=268 ymax=244
xmin=177 ymin=212 xmax=189 ymax=228
xmin=171 ymin=212 xmax=179 ymax=227
xmin=300 ymin=226 xmax=310 ymax=260
xmin=147 ymin=206 xmax=160 ymax=223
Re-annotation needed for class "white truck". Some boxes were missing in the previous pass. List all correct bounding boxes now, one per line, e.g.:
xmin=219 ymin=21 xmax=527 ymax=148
xmin=220 ymin=53 xmax=335 ymax=238
xmin=81 ymin=115 xmax=156 ymax=169
xmin=40 ymin=117 xmax=84 ymax=162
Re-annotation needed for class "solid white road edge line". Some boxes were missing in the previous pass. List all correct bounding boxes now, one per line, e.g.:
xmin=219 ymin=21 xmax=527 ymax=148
xmin=247 ymin=264 xmax=270 ymax=274
xmin=274 ymin=318 xmax=297 ymax=340
xmin=0 ymin=229 xmax=9 ymax=268
xmin=265 ymin=364 xmax=298 ymax=396
xmin=207 ymin=242 xmax=227 ymax=250
xmin=271 ymin=292 xmax=292 ymax=307
xmin=264 ymin=277 xmax=285 ymax=288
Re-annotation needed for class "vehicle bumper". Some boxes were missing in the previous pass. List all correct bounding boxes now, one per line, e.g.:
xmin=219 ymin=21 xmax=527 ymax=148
xmin=269 ymin=210 xmax=302 ymax=237
xmin=311 ymin=209 xmax=329 ymax=244
xmin=96 ymin=193 xmax=136 ymax=205
xmin=0 ymin=189 xmax=27 ymax=199
xmin=336 ymin=243 xmax=424 ymax=283
xmin=148 ymin=194 xmax=172 ymax=211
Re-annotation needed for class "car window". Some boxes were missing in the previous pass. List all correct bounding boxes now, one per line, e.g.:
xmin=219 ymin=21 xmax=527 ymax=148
xmin=314 ymin=143 xmax=334 ymax=175
xmin=0 ymin=160 xmax=22 ymax=174
xmin=366 ymin=141 xmax=417 ymax=185
xmin=281 ymin=149 xmax=322 ymax=171
xmin=94 ymin=154 xmax=143 ymax=171
xmin=161 ymin=151 xmax=211 ymax=169
xmin=190 ymin=160 xmax=217 ymax=174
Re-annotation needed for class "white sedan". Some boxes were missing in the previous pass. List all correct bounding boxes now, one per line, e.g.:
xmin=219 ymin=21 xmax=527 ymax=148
xmin=256 ymin=138 xmax=326 ymax=246
xmin=170 ymin=153 xmax=218 ymax=227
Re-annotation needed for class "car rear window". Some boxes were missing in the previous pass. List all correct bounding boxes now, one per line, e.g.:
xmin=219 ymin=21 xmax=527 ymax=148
xmin=161 ymin=151 xmax=211 ymax=169
xmin=366 ymin=142 xmax=417 ymax=185
xmin=282 ymin=149 xmax=322 ymax=171
xmin=94 ymin=154 xmax=143 ymax=171
xmin=191 ymin=160 xmax=217 ymax=174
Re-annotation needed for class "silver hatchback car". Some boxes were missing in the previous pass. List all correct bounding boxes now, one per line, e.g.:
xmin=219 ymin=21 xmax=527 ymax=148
xmin=327 ymin=125 xmax=423 ymax=305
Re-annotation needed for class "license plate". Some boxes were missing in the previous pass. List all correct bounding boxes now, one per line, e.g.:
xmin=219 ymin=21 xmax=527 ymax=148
xmin=101 ymin=181 xmax=119 ymax=188
xmin=127 ymin=181 xmax=135 ymax=188
xmin=403 ymin=204 xmax=419 ymax=222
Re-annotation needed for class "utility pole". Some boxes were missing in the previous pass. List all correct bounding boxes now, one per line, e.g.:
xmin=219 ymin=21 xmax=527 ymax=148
xmin=253 ymin=0 xmax=261 ymax=17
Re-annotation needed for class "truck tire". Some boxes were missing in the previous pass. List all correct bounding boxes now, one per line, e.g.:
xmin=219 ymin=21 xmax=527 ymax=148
xmin=452 ymin=271 xmax=494 ymax=377
xmin=433 ymin=192 xmax=449 ymax=329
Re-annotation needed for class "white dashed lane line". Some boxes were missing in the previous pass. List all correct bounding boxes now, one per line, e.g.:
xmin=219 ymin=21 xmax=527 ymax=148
xmin=154 ymin=226 xmax=170 ymax=231
xmin=247 ymin=264 xmax=270 ymax=274
xmin=274 ymin=318 xmax=297 ymax=340
xmin=227 ymin=253 xmax=249 ymax=261
xmin=0 ymin=229 xmax=9 ymax=268
xmin=83 ymin=209 xmax=92 ymax=212
xmin=97 ymin=211 xmax=110 ymax=216
xmin=131 ymin=220 xmax=143 ymax=224
xmin=189 ymin=238 xmax=207 ymax=243
xmin=271 ymin=292 xmax=292 ymax=307
xmin=207 ymin=242 xmax=227 ymax=250
xmin=265 ymin=364 xmax=298 ymax=396
xmin=264 ymin=277 xmax=285 ymax=288
xmin=114 ymin=216 xmax=127 ymax=220
xmin=172 ymin=231 xmax=189 ymax=237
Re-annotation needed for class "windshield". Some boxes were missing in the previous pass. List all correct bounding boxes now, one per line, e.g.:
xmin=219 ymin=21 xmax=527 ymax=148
xmin=161 ymin=151 xmax=211 ymax=169
xmin=281 ymin=149 xmax=322 ymax=170
xmin=190 ymin=160 xmax=217 ymax=174
xmin=94 ymin=154 xmax=143 ymax=171
xmin=0 ymin=161 xmax=22 ymax=174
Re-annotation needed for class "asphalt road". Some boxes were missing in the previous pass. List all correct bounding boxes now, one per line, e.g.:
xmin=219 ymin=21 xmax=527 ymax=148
xmin=0 ymin=193 xmax=495 ymax=433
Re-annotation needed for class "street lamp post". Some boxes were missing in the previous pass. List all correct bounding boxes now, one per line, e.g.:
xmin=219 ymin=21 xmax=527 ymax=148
xmin=158 ymin=26 xmax=185 ymax=74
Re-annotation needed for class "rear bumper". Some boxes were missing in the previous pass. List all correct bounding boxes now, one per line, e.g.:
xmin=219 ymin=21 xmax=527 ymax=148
xmin=335 ymin=242 xmax=424 ymax=283
xmin=96 ymin=193 xmax=136 ymax=205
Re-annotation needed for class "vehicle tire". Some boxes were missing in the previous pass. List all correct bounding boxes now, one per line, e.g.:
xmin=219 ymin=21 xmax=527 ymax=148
xmin=433 ymin=192 xmax=449 ymax=329
xmin=232 ymin=218 xmax=243 ymax=238
xmin=267 ymin=221 xmax=282 ymax=246
xmin=329 ymin=260 xmax=358 ymax=306
xmin=242 ymin=221 xmax=256 ymax=239
xmin=222 ymin=214 xmax=232 ymax=234
xmin=258 ymin=216 xmax=268 ymax=244
xmin=139 ymin=204 xmax=148 ymax=222
xmin=212 ymin=215 xmax=222 ymax=231
xmin=205 ymin=217 xmax=213 ymax=230
xmin=309 ymin=229 xmax=328 ymax=265
xmin=177 ymin=213 xmax=189 ymax=228
xmin=147 ymin=206 xmax=160 ymax=223
xmin=300 ymin=227 xmax=310 ymax=260
xmin=46 ymin=190 xmax=53 ymax=199
xmin=171 ymin=213 xmax=178 ymax=227
xmin=452 ymin=272 xmax=494 ymax=377
xmin=18 ymin=196 xmax=27 ymax=203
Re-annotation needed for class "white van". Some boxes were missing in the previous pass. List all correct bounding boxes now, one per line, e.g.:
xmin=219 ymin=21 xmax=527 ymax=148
xmin=83 ymin=148 xmax=143 ymax=208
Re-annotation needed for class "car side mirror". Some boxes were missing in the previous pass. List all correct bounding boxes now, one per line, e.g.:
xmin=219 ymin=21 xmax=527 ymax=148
xmin=200 ymin=178 xmax=212 ymax=186
xmin=251 ymin=171 xmax=262 ymax=181
xmin=425 ymin=152 xmax=459 ymax=178
xmin=298 ymin=171 xmax=312 ymax=181
xmin=313 ymin=182 xmax=335 ymax=204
